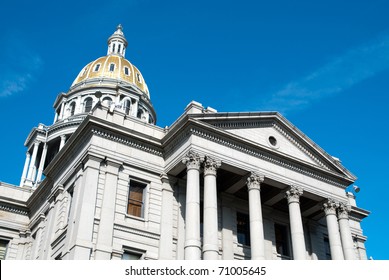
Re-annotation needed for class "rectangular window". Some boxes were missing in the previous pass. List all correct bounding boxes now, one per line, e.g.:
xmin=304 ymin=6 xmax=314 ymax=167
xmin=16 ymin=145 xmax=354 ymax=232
xmin=274 ymin=223 xmax=290 ymax=257
xmin=109 ymin=63 xmax=115 ymax=72
xmin=127 ymin=180 xmax=147 ymax=218
xmin=124 ymin=67 xmax=129 ymax=75
xmin=324 ymin=237 xmax=331 ymax=260
xmin=237 ymin=212 xmax=250 ymax=246
xmin=0 ymin=239 xmax=9 ymax=260
xmin=94 ymin=64 xmax=100 ymax=72
xmin=122 ymin=251 xmax=143 ymax=260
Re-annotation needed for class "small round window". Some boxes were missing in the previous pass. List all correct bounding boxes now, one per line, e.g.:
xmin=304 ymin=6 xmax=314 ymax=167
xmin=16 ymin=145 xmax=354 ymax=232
xmin=269 ymin=136 xmax=277 ymax=147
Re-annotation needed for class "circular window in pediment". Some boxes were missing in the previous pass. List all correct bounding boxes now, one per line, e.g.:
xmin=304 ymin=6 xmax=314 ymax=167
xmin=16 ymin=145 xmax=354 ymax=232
xmin=268 ymin=136 xmax=279 ymax=149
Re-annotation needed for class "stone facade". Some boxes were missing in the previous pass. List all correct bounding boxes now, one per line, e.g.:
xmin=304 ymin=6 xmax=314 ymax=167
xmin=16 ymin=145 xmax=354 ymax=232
xmin=0 ymin=26 xmax=369 ymax=260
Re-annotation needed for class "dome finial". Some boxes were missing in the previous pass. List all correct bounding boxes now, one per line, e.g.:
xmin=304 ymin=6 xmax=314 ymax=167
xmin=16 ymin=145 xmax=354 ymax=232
xmin=107 ymin=24 xmax=128 ymax=57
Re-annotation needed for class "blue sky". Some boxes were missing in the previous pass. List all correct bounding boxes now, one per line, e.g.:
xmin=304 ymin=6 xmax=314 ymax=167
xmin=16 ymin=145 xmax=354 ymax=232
xmin=0 ymin=0 xmax=388 ymax=259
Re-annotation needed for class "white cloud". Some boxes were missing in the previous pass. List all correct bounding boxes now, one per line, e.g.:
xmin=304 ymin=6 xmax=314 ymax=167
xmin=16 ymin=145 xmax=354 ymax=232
xmin=0 ymin=37 xmax=43 ymax=97
xmin=263 ymin=34 xmax=389 ymax=114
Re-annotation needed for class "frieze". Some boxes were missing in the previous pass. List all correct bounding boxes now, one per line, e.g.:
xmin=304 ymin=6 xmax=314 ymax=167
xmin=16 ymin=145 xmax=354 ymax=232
xmin=91 ymin=128 xmax=163 ymax=156
xmin=189 ymin=127 xmax=348 ymax=188
xmin=0 ymin=203 xmax=29 ymax=216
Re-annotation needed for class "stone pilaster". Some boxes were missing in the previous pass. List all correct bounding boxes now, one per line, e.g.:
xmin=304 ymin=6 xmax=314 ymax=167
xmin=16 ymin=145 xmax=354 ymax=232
xmin=158 ymin=173 xmax=175 ymax=260
xmin=203 ymin=156 xmax=221 ymax=260
xmin=247 ymin=172 xmax=265 ymax=260
xmin=95 ymin=160 xmax=121 ymax=260
xmin=285 ymin=185 xmax=306 ymax=260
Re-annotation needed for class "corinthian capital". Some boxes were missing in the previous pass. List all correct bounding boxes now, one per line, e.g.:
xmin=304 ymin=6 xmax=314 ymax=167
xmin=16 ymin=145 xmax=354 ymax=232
xmin=204 ymin=156 xmax=221 ymax=176
xmin=323 ymin=198 xmax=339 ymax=216
xmin=247 ymin=172 xmax=265 ymax=191
xmin=182 ymin=150 xmax=204 ymax=170
xmin=337 ymin=202 xmax=351 ymax=220
xmin=285 ymin=185 xmax=303 ymax=204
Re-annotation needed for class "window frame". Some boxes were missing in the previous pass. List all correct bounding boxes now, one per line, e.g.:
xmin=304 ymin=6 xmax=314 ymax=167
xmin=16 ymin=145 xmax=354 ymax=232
xmin=84 ymin=97 xmax=93 ymax=113
xmin=274 ymin=223 xmax=291 ymax=259
xmin=236 ymin=212 xmax=251 ymax=246
xmin=94 ymin=64 xmax=101 ymax=72
xmin=122 ymin=247 xmax=145 ymax=260
xmin=126 ymin=178 xmax=148 ymax=219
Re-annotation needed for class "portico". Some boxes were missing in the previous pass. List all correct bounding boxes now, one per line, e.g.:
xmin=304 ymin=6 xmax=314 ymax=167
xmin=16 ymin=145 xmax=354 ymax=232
xmin=175 ymin=149 xmax=359 ymax=260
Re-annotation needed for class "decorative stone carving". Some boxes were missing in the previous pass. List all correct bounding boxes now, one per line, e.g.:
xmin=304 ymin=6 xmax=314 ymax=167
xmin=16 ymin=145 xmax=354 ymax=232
xmin=246 ymin=172 xmax=265 ymax=191
xmin=338 ymin=202 xmax=351 ymax=220
xmin=182 ymin=150 xmax=204 ymax=170
xmin=323 ymin=198 xmax=339 ymax=216
xmin=203 ymin=156 xmax=221 ymax=176
xmin=285 ymin=185 xmax=303 ymax=204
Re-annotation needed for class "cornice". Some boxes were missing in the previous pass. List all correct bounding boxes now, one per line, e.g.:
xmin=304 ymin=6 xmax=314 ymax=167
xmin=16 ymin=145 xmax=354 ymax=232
xmin=0 ymin=202 xmax=29 ymax=216
xmin=113 ymin=223 xmax=160 ymax=240
xmin=189 ymin=126 xmax=349 ymax=188
xmin=91 ymin=128 xmax=163 ymax=156
xmin=210 ymin=119 xmax=331 ymax=171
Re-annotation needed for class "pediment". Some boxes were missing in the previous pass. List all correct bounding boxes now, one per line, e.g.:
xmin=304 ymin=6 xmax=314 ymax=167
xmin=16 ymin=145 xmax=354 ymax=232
xmin=193 ymin=113 xmax=354 ymax=180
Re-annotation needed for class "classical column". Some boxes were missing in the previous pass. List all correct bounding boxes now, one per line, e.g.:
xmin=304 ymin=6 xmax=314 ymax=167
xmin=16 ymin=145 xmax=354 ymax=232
xmin=36 ymin=143 xmax=48 ymax=184
xmin=323 ymin=198 xmax=344 ymax=260
xmin=27 ymin=141 xmax=40 ymax=181
xmin=338 ymin=203 xmax=356 ymax=260
xmin=59 ymin=135 xmax=67 ymax=150
xmin=158 ymin=173 xmax=175 ymax=260
xmin=203 ymin=156 xmax=221 ymax=260
xmin=247 ymin=172 xmax=265 ymax=260
xmin=182 ymin=150 xmax=203 ymax=260
xmin=285 ymin=185 xmax=306 ymax=260
xmin=20 ymin=152 xmax=31 ymax=186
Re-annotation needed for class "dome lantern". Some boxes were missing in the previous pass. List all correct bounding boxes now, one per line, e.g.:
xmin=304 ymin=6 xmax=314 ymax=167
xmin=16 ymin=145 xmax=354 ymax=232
xmin=107 ymin=24 xmax=128 ymax=57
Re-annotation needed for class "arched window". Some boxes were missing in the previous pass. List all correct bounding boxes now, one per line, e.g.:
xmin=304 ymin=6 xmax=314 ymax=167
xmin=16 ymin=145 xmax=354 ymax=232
xmin=123 ymin=99 xmax=132 ymax=115
xmin=69 ymin=102 xmax=76 ymax=116
xmin=84 ymin=97 xmax=93 ymax=113
xmin=148 ymin=115 xmax=154 ymax=124
xmin=102 ymin=97 xmax=112 ymax=106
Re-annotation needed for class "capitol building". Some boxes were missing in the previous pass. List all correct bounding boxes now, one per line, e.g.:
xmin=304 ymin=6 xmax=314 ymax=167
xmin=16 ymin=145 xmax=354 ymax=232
xmin=0 ymin=25 xmax=369 ymax=260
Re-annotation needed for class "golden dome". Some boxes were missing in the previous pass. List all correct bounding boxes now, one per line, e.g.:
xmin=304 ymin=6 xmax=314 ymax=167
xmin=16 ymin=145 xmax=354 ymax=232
xmin=70 ymin=25 xmax=150 ymax=98
xmin=71 ymin=55 xmax=150 ymax=97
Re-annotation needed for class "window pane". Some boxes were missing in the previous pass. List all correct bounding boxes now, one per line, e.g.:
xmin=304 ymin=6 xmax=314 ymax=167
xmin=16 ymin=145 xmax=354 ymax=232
xmin=122 ymin=251 xmax=142 ymax=260
xmin=275 ymin=224 xmax=290 ymax=257
xmin=84 ymin=98 xmax=93 ymax=113
xmin=237 ymin=212 xmax=250 ymax=246
xmin=127 ymin=180 xmax=146 ymax=217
